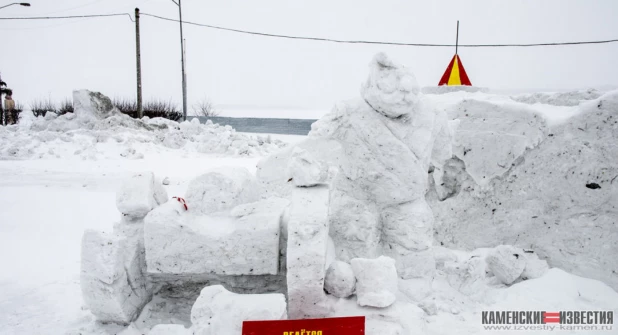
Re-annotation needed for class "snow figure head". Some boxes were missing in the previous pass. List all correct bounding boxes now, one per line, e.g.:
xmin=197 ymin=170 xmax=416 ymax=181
xmin=360 ymin=53 xmax=421 ymax=118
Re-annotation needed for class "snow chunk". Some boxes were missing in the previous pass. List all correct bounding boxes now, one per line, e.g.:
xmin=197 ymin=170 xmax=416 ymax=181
xmin=73 ymin=89 xmax=119 ymax=120
xmin=116 ymin=172 xmax=168 ymax=218
xmin=287 ymin=186 xmax=333 ymax=318
xmin=521 ymin=251 xmax=549 ymax=280
xmin=324 ymin=261 xmax=356 ymax=298
xmin=80 ymin=230 xmax=152 ymax=324
xmin=190 ymin=285 xmax=286 ymax=335
xmin=144 ymin=197 xmax=287 ymax=276
xmin=361 ymin=53 xmax=420 ymax=118
xmin=486 ymin=245 xmax=526 ymax=285
xmin=286 ymin=147 xmax=329 ymax=187
xmin=351 ymin=256 xmax=398 ymax=308
xmin=184 ymin=167 xmax=259 ymax=215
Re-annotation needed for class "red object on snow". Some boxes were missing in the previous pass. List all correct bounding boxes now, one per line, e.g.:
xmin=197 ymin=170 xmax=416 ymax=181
xmin=242 ymin=316 xmax=365 ymax=335
xmin=172 ymin=197 xmax=188 ymax=211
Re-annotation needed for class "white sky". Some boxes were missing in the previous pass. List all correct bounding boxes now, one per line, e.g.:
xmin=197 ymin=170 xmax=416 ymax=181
xmin=1 ymin=0 xmax=617 ymax=113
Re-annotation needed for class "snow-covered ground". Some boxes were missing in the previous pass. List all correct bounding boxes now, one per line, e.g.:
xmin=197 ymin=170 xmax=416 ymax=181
xmin=0 ymin=84 xmax=616 ymax=334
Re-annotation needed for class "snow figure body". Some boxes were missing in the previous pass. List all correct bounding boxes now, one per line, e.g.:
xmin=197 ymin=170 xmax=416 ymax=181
xmin=310 ymin=53 xmax=454 ymax=278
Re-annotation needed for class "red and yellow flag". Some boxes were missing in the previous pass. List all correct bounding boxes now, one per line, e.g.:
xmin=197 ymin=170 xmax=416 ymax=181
xmin=438 ymin=54 xmax=472 ymax=86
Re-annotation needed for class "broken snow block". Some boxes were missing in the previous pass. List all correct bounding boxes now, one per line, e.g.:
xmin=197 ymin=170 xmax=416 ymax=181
xmin=351 ymin=256 xmax=398 ymax=308
xmin=144 ymin=197 xmax=287 ymax=276
xmin=184 ymin=167 xmax=259 ymax=215
xmin=81 ymin=230 xmax=151 ymax=324
xmin=286 ymin=147 xmax=329 ymax=187
xmin=287 ymin=186 xmax=333 ymax=318
xmin=149 ymin=324 xmax=191 ymax=335
xmin=116 ymin=172 xmax=168 ymax=219
xmin=73 ymin=89 xmax=119 ymax=120
xmin=521 ymin=252 xmax=549 ymax=280
xmin=486 ymin=245 xmax=526 ymax=285
xmin=324 ymin=261 xmax=356 ymax=298
xmin=190 ymin=285 xmax=286 ymax=335
xmin=360 ymin=52 xmax=421 ymax=118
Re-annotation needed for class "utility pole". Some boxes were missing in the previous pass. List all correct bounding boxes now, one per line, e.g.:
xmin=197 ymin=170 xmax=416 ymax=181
xmin=178 ymin=0 xmax=188 ymax=121
xmin=135 ymin=8 xmax=143 ymax=118
xmin=455 ymin=20 xmax=460 ymax=55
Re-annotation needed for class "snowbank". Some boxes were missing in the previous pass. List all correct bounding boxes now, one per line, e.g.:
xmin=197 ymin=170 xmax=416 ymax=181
xmin=0 ymin=91 xmax=287 ymax=160
xmin=511 ymin=88 xmax=601 ymax=106
xmin=433 ymin=90 xmax=618 ymax=291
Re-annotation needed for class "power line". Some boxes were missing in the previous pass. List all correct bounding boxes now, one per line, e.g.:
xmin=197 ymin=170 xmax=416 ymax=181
xmin=141 ymin=12 xmax=618 ymax=48
xmin=0 ymin=13 xmax=134 ymax=22
xmin=2 ymin=12 xmax=617 ymax=48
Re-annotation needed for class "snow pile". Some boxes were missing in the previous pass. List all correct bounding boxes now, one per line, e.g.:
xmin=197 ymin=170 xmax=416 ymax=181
xmin=190 ymin=285 xmax=286 ymax=335
xmin=511 ymin=88 xmax=601 ymax=106
xmin=0 ymin=90 xmax=286 ymax=160
xmin=422 ymin=86 xmax=488 ymax=94
xmin=432 ymin=90 xmax=618 ymax=291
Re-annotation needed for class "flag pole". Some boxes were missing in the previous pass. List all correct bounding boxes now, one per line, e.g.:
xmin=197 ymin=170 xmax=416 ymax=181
xmin=455 ymin=20 xmax=459 ymax=55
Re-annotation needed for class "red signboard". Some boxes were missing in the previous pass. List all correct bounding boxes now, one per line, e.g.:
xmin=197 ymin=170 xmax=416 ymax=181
xmin=242 ymin=316 xmax=365 ymax=335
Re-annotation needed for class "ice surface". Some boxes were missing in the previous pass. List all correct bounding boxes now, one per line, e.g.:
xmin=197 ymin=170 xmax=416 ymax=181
xmin=360 ymin=53 xmax=420 ymax=118
xmin=190 ymin=285 xmax=286 ymax=335
xmin=324 ymin=261 xmax=356 ymax=298
xmin=144 ymin=197 xmax=287 ymax=276
xmin=351 ymin=256 xmax=398 ymax=308
xmin=116 ymin=172 xmax=168 ymax=218
xmin=286 ymin=186 xmax=333 ymax=318
xmin=184 ymin=167 xmax=259 ymax=215
xmin=80 ymin=229 xmax=151 ymax=324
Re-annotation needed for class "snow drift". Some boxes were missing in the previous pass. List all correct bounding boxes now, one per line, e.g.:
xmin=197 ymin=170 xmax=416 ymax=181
xmin=0 ymin=90 xmax=287 ymax=160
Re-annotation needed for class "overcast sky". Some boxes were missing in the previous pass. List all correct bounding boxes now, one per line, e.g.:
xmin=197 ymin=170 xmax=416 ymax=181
xmin=1 ymin=0 xmax=617 ymax=114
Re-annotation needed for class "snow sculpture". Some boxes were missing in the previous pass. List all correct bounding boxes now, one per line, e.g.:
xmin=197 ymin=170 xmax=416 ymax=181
xmin=324 ymin=261 xmax=356 ymax=298
xmin=190 ymin=285 xmax=287 ymax=335
xmin=351 ymin=256 xmax=398 ymax=308
xmin=73 ymin=89 xmax=120 ymax=120
xmin=144 ymin=197 xmax=288 ymax=276
xmin=361 ymin=52 xmax=421 ymax=118
xmin=184 ymin=167 xmax=260 ymax=215
xmin=287 ymin=185 xmax=333 ymax=318
xmin=521 ymin=252 xmax=549 ymax=280
xmin=116 ymin=172 xmax=168 ymax=218
xmin=308 ymin=52 xmax=454 ymax=279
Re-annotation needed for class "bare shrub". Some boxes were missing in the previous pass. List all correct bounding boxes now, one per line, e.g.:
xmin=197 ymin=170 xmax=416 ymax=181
xmin=192 ymin=97 xmax=219 ymax=117
xmin=30 ymin=98 xmax=56 ymax=117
